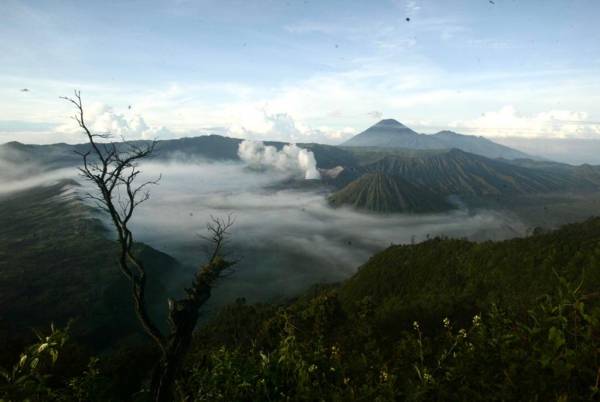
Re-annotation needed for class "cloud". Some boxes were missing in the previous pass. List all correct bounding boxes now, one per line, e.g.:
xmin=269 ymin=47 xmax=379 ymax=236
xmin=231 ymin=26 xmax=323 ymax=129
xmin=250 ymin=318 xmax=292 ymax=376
xmin=56 ymin=102 xmax=171 ymax=141
xmin=226 ymin=108 xmax=356 ymax=144
xmin=367 ymin=110 xmax=383 ymax=119
xmin=238 ymin=140 xmax=320 ymax=180
xmin=492 ymin=137 xmax=600 ymax=165
xmin=2 ymin=50 xmax=598 ymax=146
xmin=450 ymin=105 xmax=600 ymax=138
xmin=405 ymin=0 xmax=421 ymax=15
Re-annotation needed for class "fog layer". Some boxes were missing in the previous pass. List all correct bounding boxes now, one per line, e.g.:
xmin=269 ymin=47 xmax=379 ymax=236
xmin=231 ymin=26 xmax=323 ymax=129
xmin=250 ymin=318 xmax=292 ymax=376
xmin=0 ymin=150 xmax=527 ymax=311
xmin=127 ymin=160 xmax=527 ymax=310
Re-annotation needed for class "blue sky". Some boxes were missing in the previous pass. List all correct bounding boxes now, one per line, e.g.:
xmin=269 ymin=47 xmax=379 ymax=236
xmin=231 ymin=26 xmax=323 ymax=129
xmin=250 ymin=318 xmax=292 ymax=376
xmin=1 ymin=0 xmax=599 ymax=144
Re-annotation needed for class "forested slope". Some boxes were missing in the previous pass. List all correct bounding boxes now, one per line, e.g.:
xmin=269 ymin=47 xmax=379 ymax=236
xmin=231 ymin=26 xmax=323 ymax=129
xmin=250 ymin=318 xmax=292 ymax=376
xmin=0 ymin=180 xmax=182 ymax=357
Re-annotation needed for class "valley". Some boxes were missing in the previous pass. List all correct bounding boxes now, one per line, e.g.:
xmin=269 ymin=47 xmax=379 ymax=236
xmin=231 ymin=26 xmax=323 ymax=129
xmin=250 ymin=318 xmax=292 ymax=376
xmin=1 ymin=119 xmax=599 ymax=401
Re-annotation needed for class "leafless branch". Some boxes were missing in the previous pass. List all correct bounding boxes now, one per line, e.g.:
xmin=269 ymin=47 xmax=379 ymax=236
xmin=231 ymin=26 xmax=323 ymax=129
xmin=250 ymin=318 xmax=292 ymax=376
xmin=64 ymin=91 xmax=237 ymax=402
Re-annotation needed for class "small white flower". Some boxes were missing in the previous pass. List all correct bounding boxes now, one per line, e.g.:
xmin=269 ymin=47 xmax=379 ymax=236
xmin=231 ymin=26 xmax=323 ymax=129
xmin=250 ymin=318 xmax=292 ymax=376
xmin=423 ymin=372 xmax=433 ymax=383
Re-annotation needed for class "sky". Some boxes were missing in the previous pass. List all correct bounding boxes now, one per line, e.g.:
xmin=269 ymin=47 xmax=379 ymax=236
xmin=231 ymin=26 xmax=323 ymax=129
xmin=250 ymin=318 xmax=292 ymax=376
xmin=1 ymin=0 xmax=599 ymax=145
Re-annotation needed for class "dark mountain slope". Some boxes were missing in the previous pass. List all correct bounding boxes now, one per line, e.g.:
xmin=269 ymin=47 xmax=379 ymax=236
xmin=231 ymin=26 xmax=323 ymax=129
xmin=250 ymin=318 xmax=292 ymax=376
xmin=328 ymin=172 xmax=452 ymax=213
xmin=364 ymin=149 xmax=576 ymax=196
xmin=0 ymin=180 xmax=183 ymax=353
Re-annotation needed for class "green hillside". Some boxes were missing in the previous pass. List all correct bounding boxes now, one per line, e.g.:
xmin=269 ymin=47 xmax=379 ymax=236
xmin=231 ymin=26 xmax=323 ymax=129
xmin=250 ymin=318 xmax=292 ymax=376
xmin=0 ymin=180 xmax=183 ymax=357
xmin=176 ymin=218 xmax=600 ymax=402
xmin=339 ymin=218 xmax=600 ymax=324
xmin=328 ymin=172 xmax=452 ymax=213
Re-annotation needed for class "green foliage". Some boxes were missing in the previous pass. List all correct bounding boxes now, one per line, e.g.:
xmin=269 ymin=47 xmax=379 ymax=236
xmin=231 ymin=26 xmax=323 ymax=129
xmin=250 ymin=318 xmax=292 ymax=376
xmin=408 ymin=277 xmax=599 ymax=401
xmin=177 ymin=274 xmax=598 ymax=401
xmin=173 ymin=220 xmax=600 ymax=401
xmin=0 ymin=324 xmax=110 ymax=402
xmin=5 ymin=277 xmax=598 ymax=401
xmin=0 ymin=323 xmax=69 ymax=400
xmin=180 ymin=299 xmax=393 ymax=402
xmin=339 ymin=218 xmax=600 ymax=329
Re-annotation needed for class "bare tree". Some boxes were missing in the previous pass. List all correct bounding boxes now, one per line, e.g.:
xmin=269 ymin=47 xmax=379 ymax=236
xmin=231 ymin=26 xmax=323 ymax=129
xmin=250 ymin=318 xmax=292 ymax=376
xmin=61 ymin=90 xmax=235 ymax=401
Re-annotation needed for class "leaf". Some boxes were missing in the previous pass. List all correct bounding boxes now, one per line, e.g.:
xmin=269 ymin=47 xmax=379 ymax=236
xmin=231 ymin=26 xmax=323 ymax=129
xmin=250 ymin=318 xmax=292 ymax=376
xmin=18 ymin=354 xmax=27 ymax=368
xmin=30 ymin=357 xmax=39 ymax=370
xmin=37 ymin=343 xmax=48 ymax=353
xmin=548 ymin=327 xmax=565 ymax=351
xmin=15 ymin=375 xmax=30 ymax=385
xmin=0 ymin=367 xmax=11 ymax=381
xmin=50 ymin=349 xmax=59 ymax=364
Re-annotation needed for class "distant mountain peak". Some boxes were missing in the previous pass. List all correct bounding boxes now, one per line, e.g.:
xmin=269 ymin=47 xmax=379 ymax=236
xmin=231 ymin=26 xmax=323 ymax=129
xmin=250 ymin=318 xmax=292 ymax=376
xmin=342 ymin=119 xmax=423 ymax=147
xmin=373 ymin=119 xmax=408 ymax=128
xmin=342 ymin=119 xmax=534 ymax=160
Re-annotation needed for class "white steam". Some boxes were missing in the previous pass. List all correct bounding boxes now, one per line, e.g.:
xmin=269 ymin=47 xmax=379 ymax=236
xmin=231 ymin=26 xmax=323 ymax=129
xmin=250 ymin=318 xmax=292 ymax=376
xmin=238 ymin=140 xmax=321 ymax=180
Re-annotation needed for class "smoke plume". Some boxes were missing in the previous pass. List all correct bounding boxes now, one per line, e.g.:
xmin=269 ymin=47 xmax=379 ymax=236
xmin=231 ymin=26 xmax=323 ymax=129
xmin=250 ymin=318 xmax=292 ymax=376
xmin=238 ymin=140 xmax=321 ymax=179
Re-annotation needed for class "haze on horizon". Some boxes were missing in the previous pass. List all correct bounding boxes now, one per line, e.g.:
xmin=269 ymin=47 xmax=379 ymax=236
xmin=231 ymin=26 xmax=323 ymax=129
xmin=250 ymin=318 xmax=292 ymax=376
xmin=1 ymin=0 xmax=599 ymax=159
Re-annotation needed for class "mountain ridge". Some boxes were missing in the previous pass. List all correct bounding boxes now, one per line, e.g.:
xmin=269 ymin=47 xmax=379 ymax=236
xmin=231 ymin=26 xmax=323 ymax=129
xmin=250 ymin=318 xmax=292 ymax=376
xmin=343 ymin=119 xmax=534 ymax=160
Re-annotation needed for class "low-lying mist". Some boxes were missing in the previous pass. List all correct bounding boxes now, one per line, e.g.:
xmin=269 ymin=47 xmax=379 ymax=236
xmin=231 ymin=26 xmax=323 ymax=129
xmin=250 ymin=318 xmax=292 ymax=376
xmin=126 ymin=160 xmax=527 ymax=312
xmin=0 ymin=150 xmax=528 ymax=313
xmin=0 ymin=147 xmax=77 ymax=194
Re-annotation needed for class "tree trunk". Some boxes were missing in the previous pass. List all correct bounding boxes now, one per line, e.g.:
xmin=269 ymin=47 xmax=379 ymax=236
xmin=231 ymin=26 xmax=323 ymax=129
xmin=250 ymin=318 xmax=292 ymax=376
xmin=151 ymin=300 xmax=199 ymax=402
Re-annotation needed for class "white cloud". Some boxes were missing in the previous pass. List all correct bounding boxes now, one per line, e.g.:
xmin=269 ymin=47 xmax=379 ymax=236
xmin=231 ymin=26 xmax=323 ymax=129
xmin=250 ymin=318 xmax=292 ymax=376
xmin=367 ymin=110 xmax=383 ymax=119
xmin=56 ymin=102 xmax=171 ymax=141
xmin=2 ymin=55 xmax=599 ymax=145
xmin=405 ymin=0 xmax=421 ymax=15
xmin=226 ymin=108 xmax=357 ymax=144
xmin=450 ymin=105 xmax=600 ymax=138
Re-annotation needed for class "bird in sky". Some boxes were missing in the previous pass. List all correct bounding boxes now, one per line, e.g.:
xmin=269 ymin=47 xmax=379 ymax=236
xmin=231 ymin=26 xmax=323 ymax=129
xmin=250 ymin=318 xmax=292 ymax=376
xmin=21 ymin=88 xmax=29 ymax=92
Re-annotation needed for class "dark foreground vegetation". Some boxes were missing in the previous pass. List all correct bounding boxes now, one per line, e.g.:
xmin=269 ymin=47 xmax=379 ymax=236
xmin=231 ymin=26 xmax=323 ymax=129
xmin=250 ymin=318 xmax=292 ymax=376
xmin=1 ymin=216 xmax=599 ymax=401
